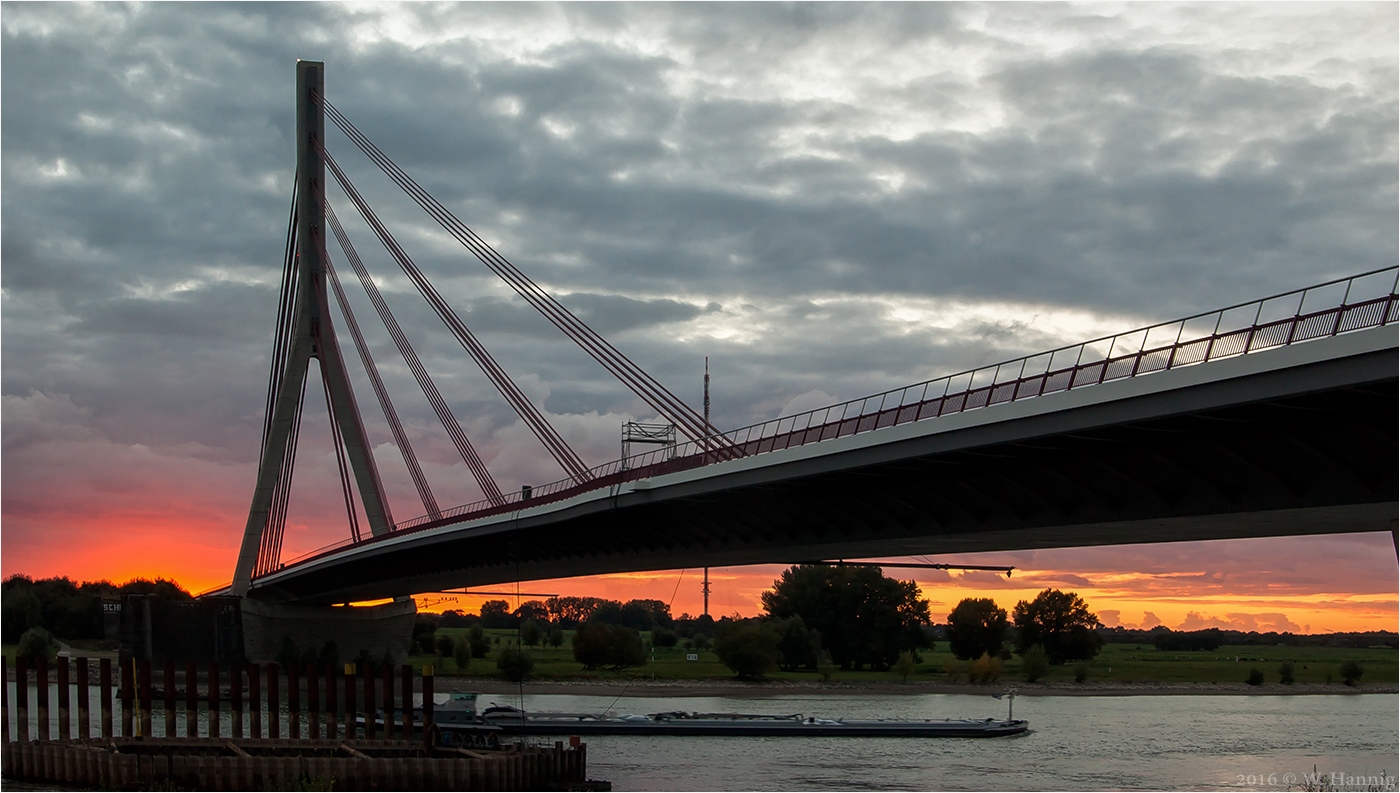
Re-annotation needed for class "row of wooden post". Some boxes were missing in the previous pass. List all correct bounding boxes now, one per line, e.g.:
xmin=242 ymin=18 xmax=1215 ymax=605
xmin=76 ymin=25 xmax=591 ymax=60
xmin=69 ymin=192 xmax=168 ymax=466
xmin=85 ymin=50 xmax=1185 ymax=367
xmin=3 ymin=656 xmax=434 ymax=744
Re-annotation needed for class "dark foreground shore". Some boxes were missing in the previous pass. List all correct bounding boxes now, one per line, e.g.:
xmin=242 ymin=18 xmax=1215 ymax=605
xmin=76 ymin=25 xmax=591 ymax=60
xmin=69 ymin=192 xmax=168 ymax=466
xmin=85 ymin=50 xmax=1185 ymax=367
xmin=447 ymin=678 xmax=1398 ymax=698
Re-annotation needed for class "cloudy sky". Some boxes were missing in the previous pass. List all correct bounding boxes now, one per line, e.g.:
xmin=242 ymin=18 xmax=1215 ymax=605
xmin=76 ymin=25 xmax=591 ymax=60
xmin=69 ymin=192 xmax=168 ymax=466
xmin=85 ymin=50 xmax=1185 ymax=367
xmin=3 ymin=2 xmax=1396 ymax=631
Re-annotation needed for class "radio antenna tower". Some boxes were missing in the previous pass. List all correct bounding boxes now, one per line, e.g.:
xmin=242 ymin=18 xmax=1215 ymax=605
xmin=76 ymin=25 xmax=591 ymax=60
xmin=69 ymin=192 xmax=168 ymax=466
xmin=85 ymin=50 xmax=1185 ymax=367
xmin=703 ymin=356 xmax=711 ymax=618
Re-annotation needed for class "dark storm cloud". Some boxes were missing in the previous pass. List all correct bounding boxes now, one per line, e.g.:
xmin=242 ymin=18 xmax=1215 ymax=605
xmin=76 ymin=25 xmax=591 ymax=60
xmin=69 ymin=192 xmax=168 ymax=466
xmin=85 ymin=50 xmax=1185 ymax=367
xmin=3 ymin=2 xmax=1396 ymax=555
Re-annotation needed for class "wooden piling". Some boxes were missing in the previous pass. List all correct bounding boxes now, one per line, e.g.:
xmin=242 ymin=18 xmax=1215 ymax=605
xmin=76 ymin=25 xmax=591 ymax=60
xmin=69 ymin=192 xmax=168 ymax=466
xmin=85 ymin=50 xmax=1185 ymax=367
xmin=138 ymin=658 xmax=153 ymax=738
xmin=284 ymin=663 xmax=296 ymax=740
xmin=207 ymin=661 xmax=220 ymax=739
xmin=324 ymin=664 xmax=337 ymax=739
xmin=400 ymin=665 xmax=412 ymax=738
xmin=76 ymin=657 xmax=90 ymax=740
xmin=185 ymin=661 xmax=198 ymax=738
xmin=248 ymin=662 xmax=262 ymax=738
xmin=267 ymin=663 xmax=281 ymax=739
xmin=2 ymin=657 xmax=10 ymax=745
xmin=15 ymin=656 xmax=28 ymax=742
xmin=363 ymin=663 xmax=376 ymax=738
xmin=305 ymin=664 xmax=319 ymax=739
xmin=120 ymin=659 xmax=133 ymax=737
xmin=421 ymin=665 xmax=434 ymax=750
xmin=57 ymin=657 xmax=70 ymax=741
xmin=343 ymin=664 xmax=356 ymax=739
xmin=37 ymin=655 xmax=50 ymax=741
xmin=163 ymin=659 xmax=176 ymax=737
xmin=98 ymin=658 xmax=112 ymax=740
xmin=230 ymin=663 xmax=243 ymax=738
xmin=381 ymin=663 xmax=393 ymax=739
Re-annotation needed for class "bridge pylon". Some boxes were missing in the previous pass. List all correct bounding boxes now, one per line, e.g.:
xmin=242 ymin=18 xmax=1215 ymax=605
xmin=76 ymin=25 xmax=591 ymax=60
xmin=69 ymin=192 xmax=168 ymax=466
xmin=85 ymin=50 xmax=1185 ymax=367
xmin=232 ymin=61 xmax=394 ymax=597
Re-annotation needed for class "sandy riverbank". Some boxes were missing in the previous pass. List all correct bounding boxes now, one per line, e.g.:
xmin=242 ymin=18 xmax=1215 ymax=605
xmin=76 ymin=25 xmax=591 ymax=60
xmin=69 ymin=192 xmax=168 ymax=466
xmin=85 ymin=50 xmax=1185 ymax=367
xmin=443 ymin=677 xmax=1398 ymax=698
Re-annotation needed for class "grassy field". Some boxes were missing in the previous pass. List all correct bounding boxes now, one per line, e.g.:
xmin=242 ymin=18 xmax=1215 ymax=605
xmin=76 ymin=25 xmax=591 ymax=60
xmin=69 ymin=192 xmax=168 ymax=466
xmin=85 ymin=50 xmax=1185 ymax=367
xmin=6 ymin=630 xmax=1393 ymax=687
xmin=411 ymin=628 xmax=1398 ymax=686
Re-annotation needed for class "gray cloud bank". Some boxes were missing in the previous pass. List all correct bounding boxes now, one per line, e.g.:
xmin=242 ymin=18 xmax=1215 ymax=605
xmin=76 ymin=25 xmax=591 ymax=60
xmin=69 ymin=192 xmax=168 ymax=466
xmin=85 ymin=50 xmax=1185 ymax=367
xmin=3 ymin=3 xmax=1396 ymax=562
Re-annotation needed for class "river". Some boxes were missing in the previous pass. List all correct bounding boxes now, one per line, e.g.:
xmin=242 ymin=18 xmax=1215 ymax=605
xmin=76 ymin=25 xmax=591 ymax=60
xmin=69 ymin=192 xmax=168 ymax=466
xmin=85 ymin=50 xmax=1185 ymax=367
xmin=5 ymin=686 xmax=1396 ymax=790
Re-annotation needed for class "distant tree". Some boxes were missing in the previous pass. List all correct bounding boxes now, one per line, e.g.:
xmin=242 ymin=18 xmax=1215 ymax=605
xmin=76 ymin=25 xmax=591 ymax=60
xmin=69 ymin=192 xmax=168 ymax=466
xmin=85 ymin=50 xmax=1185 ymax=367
xmin=588 ymin=601 xmax=658 ymax=631
xmin=1012 ymin=589 xmax=1103 ymax=664
xmin=468 ymin=625 xmax=490 ymax=658
xmin=651 ymin=627 xmax=679 ymax=648
xmin=572 ymin=623 xmax=645 ymax=670
xmin=548 ymin=627 xmax=565 ymax=648
xmin=772 ymin=615 xmax=821 ymax=671
xmin=1020 ymin=645 xmax=1050 ymax=683
xmin=453 ymin=636 xmax=472 ymax=673
xmin=894 ymin=651 xmax=917 ymax=682
xmin=761 ymin=564 xmax=931 ymax=670
xmin=519 ymin=619 xmax=542 ymax=648
xmin=317 ymin=641 xmax=340 ymax=669
xmin=513 ymin=601 xmax=550 ymax=624
xmin=2 ymin=584 xmax=44 ymax=643
xmin=1073 ymin=663 xmax=1091 ymax=683
xmin=1151 ymin=629 xmax=1224 ymax=652
xmin=496 ymin=646 xmax=534 ymax=682
xmin=1340 ymin=660 xmax=1364 ymax=686
xmin=714 ymin=621 xmax=780 ymax=680
xmin=438 ymin=609 xmax=474 ymax=629
xmin=545 ymin=596 xmax=613 ymax=628
xmin=817 ymin=650 xmax=838 ymax=682
xmin=1246 ymin=668 xmax=1264 ymax=686
xmin=436 ymin=634 xmax=455 ymax=659
xmin=480 ymin=601 xmax=514 ymax=629
xmin=412 ymin=615 xmax=439 ymax=654
xmin=1278 ymin=661 xmax=1295 ymax=685
xmin=946 ymin=598 xmax=1009 ymax=660
xmin=15 ymin=627 xmax=57 ymax=662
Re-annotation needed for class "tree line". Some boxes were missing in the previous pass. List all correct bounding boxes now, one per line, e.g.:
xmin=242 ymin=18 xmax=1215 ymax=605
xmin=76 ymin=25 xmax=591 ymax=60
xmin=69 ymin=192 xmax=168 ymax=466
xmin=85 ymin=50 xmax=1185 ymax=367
xmin=2 ymin=574 xmax=192 ymax=644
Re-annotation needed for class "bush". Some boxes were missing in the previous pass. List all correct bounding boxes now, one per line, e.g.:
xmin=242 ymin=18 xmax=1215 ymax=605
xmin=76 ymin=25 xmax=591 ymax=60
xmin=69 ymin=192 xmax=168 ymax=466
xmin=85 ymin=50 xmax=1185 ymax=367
xmin=548 ymin=628 xmax=564 ymax=648
xmin=1020 ymin=645 xmax=1050 ymax=683
xmin=496 ymin=646 xmax=534 ymax=682
xmin=1073 ymin=663 xmax=1091 ymax=684
xmin=817 ymin=650 xmax=837 ymax=682
xmin=277 ymin=636 xmax=299 ymax=668
xmin=651 ymin=627 xmax=679 ymax=648
xmin=519 ymin=620 xmax=542 ymax=648
xmin=15 ymin=627 xmax=56 ymax=662
xmin=713 ymin=622 xmax=780 ymax=680
xmin=468 ymin=625 xmax=490 ymax=659
xmin=1246 ymin=668 xmax=1264 ymax=686
xmin=943 ymin=661 xmax=965 ymax=683
xmin=1278 ymin=661 xmax=1295 ymax=685
xmin=1339 ymin=660 xmax=1364 ymax=686
xmin=894 ymin=650 xmax=917 ymax=682
xmin=968 ymin=652 xmax=1002 ymax=684
xmin=453 ymin=637 xmax=472 ymax=673
xmin=435 ymin=634 xmax=455 ymax=659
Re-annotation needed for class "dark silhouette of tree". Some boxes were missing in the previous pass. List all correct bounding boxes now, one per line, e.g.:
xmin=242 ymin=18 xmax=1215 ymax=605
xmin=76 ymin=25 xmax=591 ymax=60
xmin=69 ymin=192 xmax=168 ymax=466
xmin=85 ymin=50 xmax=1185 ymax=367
xmin=480 ymin=600 xmax=514 ymax=629
xmin=572 ymin=623 xmax=645 ymax=670
xmin=773 ymin=615 xmax=821 ymax=671
xmin=761 ymin=564 xmax=930 ymax=670
xmin=714 ymin=621 xmax=780 ymax=679
xmin=1012 ymin=589 xmax=1102 ymax=664
xmin=946 ymin=598 xmax=1009 ymax=660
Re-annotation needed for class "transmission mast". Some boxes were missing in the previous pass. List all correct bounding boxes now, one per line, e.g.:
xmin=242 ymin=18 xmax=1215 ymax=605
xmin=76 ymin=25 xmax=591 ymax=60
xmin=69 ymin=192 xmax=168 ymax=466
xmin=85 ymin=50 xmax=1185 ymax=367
xmin=703 ymin=356 xmax=711 ymax=617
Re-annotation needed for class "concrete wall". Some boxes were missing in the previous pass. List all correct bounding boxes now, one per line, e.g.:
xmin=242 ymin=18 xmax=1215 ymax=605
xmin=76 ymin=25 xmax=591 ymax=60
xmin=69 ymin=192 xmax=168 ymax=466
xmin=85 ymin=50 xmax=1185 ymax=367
xmin=240 ymin=597 xmax=416 ymax=665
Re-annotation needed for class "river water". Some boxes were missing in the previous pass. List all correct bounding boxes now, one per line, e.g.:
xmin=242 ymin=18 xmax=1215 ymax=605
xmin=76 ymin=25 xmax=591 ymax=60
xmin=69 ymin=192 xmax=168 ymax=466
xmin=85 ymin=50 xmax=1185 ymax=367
xmin=506 ymin=692 xmax=1398 ymax=791
xmin=6 ymin=686 xmax=1396 ymax=790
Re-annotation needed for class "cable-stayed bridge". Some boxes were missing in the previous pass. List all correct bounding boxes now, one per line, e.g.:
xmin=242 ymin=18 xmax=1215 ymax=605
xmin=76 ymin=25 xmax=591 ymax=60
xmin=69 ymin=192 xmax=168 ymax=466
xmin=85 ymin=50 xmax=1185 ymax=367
xmin=225 ymin=62 xmax=1398 ymax=608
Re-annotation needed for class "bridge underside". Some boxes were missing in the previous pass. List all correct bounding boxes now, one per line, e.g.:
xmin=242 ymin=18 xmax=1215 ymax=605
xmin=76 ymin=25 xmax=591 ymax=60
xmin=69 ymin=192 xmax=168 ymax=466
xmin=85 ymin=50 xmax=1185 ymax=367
xmin=254 ymin=336 xmax=1396 ymax=605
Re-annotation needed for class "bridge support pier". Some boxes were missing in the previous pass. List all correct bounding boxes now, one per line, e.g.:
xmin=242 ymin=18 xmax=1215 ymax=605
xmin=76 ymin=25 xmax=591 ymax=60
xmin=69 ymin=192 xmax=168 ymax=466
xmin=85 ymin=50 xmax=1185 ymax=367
xmin=239 ymin=598 xmax=416 ymax=665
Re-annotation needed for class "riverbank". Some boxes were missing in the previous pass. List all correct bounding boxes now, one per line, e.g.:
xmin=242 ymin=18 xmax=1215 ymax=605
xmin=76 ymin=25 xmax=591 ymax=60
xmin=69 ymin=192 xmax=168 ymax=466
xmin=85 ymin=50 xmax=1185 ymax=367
xmin=445 ymin=677 xmax=1398 ymax=698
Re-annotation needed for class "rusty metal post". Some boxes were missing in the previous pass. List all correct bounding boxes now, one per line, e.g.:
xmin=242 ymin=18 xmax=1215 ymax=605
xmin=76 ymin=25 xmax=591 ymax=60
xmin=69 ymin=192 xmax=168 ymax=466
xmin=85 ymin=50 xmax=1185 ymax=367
xmin=381 ymin=663 xmax=393 ymax=738
xmin=266 ymin=663 xmax=280 ymax=739
xmin=230 ymin=663 xmax=243 ymax=737
xmin=247 ymin=662 xmax=261 ymax=739
xmin=324 ymin=663 xmax=337 ymax=739
xmin=421 ymin=665 xmax=434 ymax=750
xmin=400 ymin=665 xmax=412 ymax=738
xmin=343 ymin=664 xmax=356 ymax=739
xmin=306 ymin=664 xmax=319 ymax=739
xmin=185 ymin=661 xmax=198 ymax=738
xmin=207 ymin=661 xmax=220 ymax=739
xmin=56 ymin=657 xmax=70 ymax=741
xmin=76 ymin=657 xmax=90 ymax=740
xmin=98 ymin=658 xmax=111 ymax=741
xmin=163 ymin=660 xmax=176 ymax=737
xmin=138 ymin=659 xmax=153 ymax=738
xmin=119 ymin=658 xmax=133 ymax=737
xmin=15 ymin=656 xmax=28 ymax=742
xmin=363 ymin=663 xmax=376 ymax=739
xmin=36 ymin=655 xmax=50 ymax=741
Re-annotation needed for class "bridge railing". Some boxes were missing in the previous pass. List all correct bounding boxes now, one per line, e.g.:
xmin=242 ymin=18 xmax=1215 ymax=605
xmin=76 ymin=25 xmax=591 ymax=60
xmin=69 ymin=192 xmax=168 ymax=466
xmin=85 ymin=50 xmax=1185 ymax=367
xmin=273 ymin=266 xmax=1397 ymax=574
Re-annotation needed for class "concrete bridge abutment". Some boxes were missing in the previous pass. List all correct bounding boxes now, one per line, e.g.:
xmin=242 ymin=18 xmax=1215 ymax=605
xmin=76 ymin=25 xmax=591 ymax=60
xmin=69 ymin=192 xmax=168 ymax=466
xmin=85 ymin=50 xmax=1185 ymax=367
xmin=239 ymin=597 xmax=416 ymax=665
